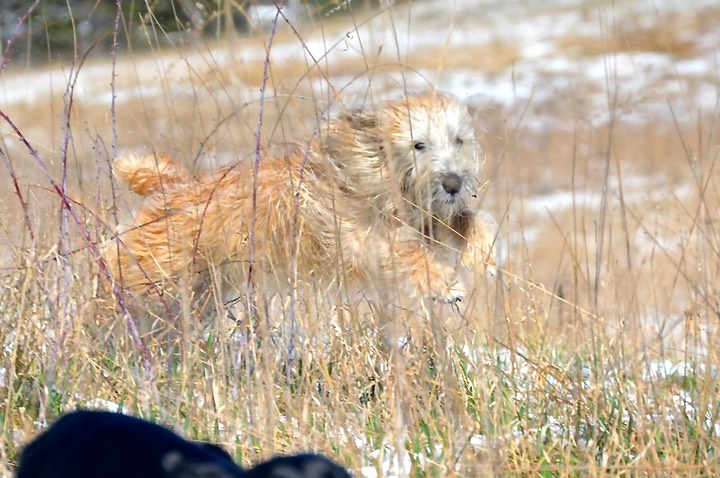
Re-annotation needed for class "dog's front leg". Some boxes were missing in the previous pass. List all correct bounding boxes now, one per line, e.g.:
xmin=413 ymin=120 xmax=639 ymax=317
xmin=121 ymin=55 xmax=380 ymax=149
xmin=460 ymin=211 xmax=497 ymax=276
xmin=398 ymin=243 xmax=467 ymax=303
xmin=357 ymin=229 xmax=466 ymax=303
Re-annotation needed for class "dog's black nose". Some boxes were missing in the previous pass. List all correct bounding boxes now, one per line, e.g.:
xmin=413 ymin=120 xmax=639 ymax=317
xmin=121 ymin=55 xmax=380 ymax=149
xmin=441 ymin=173 xmax=463 ymax=195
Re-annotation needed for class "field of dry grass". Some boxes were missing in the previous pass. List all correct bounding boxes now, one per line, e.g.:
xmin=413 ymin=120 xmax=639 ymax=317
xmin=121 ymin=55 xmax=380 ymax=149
xmin=1 ymin=0 xmax=719 ymax=476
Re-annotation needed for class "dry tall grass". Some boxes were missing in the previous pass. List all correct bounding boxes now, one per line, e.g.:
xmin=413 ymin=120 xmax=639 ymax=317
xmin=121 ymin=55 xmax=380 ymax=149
xmin=1 ymin=1 xmax=719 ymax=477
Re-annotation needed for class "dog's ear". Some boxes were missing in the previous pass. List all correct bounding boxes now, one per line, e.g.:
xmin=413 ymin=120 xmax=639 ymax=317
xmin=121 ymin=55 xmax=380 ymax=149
xmin=322 ymin=108 xmax=383 ymax=159
xmin=344 ymin=109 xmax=387 ymax=151
xmin=338 ymin=108 xmax=378 ymax=131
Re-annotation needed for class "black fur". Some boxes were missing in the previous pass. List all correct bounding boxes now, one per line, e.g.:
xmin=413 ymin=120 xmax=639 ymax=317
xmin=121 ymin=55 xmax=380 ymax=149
xmin=15 ymin=410 xmax=246 ymax=478
xmin=245 ymin=454 xmax=351 ymax=478
xmin=15 ymin=410 xmax=351 ymax=478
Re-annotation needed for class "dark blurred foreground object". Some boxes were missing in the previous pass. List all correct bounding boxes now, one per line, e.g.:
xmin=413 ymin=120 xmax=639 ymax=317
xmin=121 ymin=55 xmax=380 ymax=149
xmin=15 ymin=410 xmax=246 ymax=478
xmin=245 ymin=454 xmax=351 ymax=478
xmin=15 ymin=410 xmax=350 ymax=478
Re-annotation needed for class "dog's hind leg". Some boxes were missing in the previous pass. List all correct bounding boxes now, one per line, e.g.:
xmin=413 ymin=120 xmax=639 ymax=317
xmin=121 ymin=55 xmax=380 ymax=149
xmin=107 ymin=197 xmax=212 ymax=292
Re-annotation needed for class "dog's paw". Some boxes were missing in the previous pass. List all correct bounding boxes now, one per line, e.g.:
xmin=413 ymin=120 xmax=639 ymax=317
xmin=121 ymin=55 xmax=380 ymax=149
xmin=425 ymin=269 xmax=467 ymax=303
xmin=407 ymin=251 xmax=466 ymax=303
xmin=432 ymin=279 xmax=466 ymax=303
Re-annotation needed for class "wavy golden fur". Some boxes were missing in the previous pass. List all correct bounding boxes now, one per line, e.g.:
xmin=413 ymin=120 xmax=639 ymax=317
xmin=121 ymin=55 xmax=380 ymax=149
xmin=105 ymin=92 xmax=496 ymax=302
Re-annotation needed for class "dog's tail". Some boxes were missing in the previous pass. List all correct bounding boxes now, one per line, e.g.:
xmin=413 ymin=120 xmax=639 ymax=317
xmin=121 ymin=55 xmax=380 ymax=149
xmin=113 ymin=152 xmax=189 ymax=196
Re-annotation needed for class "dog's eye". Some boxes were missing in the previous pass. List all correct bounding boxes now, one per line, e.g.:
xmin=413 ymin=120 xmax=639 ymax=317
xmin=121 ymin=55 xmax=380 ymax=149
xmin=455 ymin=137 xmax=464 ymax=146
xmin=413 ymin=142 xmax=426 ymax=151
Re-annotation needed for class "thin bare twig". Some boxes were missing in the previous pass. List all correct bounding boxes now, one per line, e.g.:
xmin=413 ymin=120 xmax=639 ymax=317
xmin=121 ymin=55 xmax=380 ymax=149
xmin=0 ymin=147 xmax=34 ymax=243
xmin=247 ymin=4 xmax=281 ymax=308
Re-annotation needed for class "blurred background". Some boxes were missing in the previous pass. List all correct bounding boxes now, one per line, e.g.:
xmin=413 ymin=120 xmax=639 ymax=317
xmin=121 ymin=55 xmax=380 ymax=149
xmin=0 ymin=1 xmax=384 ymax=62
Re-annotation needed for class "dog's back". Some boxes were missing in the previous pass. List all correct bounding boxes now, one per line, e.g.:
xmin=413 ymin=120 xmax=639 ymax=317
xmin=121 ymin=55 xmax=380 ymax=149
xmin=15 ymin=410 xmax=245 ymax=478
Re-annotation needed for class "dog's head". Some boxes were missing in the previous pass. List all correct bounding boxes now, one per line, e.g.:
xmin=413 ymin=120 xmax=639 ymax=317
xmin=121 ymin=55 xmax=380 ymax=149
xmin=334 ymin=92 xmax=483 ymax=227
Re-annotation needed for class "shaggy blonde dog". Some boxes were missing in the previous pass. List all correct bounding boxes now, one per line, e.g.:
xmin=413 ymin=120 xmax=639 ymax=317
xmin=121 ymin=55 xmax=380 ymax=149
xmin=106 ymin=92 xmax=495 ymax=303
